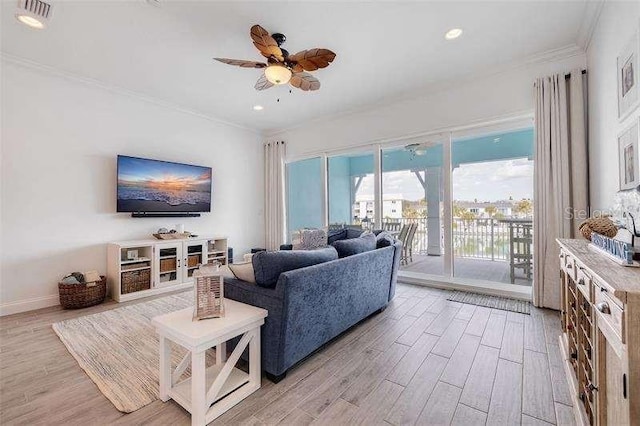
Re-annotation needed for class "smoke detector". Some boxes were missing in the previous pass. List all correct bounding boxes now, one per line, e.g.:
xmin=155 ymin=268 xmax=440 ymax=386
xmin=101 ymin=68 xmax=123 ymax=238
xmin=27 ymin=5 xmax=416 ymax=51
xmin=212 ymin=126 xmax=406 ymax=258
xmin=15 ymin=0 xmax=53 ymax=29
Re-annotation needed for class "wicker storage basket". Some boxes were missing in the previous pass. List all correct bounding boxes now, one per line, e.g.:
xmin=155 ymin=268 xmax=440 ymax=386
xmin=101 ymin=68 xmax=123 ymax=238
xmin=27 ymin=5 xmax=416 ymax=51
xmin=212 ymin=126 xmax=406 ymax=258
xmin=160 ymin=258 xmax=177 ymax=272
xmin=579 ymin=217 xmax=618 ymax=241
xmin=188 ymin=255 xmax=200 ymax=268
xmin=59 ymin=276 xmax=107 ymax=309
xmin=121 ymin=269 xmax=151 ymax=294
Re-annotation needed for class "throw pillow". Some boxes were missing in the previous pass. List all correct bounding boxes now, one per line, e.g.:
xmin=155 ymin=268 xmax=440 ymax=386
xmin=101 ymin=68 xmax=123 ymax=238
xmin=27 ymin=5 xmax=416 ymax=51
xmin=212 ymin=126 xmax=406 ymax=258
xmin=252 ymin=246 xmax=339 ymax=288
xmin=292 ymin=228 xmax=328 ymax=250
xmin=331 ymin=232 xmax=376 ymax=258
xmin=228 ymin=261 xmax=256 ymax=283
xmin=218 ymin=265 xmax=236 ymax=280
xmin=327 ymin=228 xmax=348 ymax=244
xmin=376 ymin=231 xmax=395 ymax=248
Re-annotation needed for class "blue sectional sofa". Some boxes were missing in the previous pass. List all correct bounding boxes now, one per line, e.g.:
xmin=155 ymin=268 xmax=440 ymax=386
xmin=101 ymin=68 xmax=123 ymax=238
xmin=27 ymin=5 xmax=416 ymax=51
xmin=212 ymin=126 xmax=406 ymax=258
xmin=224 ymin=232 xmax=402 ymax=382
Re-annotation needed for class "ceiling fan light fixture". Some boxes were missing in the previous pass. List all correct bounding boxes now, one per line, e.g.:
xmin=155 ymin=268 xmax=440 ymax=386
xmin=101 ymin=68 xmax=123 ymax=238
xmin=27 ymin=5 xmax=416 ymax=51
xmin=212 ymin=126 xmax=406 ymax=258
xmin=264 ymin=64 xmax=292 ymax=85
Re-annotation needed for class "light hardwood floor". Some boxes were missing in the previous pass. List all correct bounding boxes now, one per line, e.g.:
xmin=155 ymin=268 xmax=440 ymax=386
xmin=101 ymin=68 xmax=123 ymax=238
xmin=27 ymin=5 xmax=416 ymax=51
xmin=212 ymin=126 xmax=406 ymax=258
xmin=0 ymin=283 xmax=574 ymax=425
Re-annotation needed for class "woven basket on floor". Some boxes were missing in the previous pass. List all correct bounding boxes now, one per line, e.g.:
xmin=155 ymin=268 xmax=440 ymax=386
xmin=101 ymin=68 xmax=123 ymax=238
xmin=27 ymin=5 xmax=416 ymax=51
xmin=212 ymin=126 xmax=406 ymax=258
xmin=59 ymin=276 xmax=107 ymax=309
xmin=579 ymin=217 xmax=618 ymax=241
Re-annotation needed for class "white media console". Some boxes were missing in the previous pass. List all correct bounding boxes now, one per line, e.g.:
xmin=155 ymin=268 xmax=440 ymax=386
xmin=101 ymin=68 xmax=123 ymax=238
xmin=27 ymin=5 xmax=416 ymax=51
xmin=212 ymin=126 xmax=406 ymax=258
xmin=107 ymin=236 xmax=228 ymax=302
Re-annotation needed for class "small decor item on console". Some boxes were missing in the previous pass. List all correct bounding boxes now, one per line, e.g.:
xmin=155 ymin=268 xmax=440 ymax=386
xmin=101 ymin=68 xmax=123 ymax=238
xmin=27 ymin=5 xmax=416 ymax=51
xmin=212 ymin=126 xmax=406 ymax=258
xmin=152 ymin=227 xmax=192 ymax=240
xmin=589 ymin=233 xmax=639 ymax=267
xmin=193 ymin=263 xmax=225 ymax=321
xmin=579 ymin=216 xmax=618 ymax=241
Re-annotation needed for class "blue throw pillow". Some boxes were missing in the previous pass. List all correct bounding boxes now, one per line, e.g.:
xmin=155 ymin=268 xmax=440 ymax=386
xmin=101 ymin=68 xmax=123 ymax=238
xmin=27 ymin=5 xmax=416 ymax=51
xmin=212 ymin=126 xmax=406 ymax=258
xmin=376 ymin=231 xmax=395 ymax=248
xmin=252 ymin=246 xmax=339 ymax=288
xmin=327 ymin=229 xmax=348 ymax=244
xmin=331 ymin=232 xmax=376 ymax=258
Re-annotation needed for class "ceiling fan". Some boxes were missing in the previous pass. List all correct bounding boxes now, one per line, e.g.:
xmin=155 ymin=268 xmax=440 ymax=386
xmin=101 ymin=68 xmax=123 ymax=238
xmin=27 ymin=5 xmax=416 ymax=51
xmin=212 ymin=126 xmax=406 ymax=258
xmin=214 ymin=25 xmax=336 ymax=92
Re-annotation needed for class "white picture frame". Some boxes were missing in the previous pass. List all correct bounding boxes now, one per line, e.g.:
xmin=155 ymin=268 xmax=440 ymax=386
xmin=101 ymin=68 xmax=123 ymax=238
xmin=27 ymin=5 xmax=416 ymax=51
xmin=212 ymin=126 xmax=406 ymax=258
xmin=618 ymin=118 xmax=640 ymax=191
xmin=617 ymin=25 xmax=640 ymax=121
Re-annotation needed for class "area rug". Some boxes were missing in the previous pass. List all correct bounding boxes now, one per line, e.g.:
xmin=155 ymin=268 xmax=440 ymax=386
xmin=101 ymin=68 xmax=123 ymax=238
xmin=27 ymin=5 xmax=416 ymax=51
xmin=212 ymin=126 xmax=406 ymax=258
xmin=52 ymin=292 xmax=209 ymax=413
xmin=447 ymin=291 xmax=531 ymax=314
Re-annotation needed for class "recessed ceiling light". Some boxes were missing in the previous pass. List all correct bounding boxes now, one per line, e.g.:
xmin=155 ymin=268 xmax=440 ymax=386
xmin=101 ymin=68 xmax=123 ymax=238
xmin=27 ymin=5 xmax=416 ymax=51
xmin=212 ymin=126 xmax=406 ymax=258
xmin=15 ymin=0 xmax=52 ymax=29
xmin=445 ymin=28 xmax=463 ymax=40
xmin=253 ymin=105 xmax=264 ymax=111
xmin=16 ymin=14 xmax=45 ymax=29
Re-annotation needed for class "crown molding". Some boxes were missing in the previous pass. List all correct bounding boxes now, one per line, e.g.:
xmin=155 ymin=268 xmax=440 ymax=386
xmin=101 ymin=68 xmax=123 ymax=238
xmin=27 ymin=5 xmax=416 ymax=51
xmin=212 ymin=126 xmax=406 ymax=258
xmin=577 ymin=0 xmax=604 ymax=51
xmin=0 ymin=52 xmax=261 ymax=135
xmin=265 ymin=44 xmax=585 ymax=137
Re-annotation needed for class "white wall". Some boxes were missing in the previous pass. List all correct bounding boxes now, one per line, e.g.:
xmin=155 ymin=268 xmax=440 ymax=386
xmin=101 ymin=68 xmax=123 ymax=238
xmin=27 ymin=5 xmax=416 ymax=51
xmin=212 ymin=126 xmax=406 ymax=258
xmin=270 ymin=52 xmax=586 ymax=158
xmin=0 ymin=59 xmax=264 ymax=315
xmin=587 ymin=1 xmax=640 ymax=212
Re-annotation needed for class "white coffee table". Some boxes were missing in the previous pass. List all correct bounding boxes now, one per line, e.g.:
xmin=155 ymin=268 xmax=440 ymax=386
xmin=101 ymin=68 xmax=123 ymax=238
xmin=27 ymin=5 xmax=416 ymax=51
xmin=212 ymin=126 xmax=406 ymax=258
xmin=152 ymin=299 xmax=268 ymax=426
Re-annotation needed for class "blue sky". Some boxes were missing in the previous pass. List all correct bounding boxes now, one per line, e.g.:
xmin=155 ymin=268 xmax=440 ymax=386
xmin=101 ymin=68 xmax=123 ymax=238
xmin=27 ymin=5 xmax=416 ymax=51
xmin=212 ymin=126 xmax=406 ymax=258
xmin=357 ymin=158 xmax=534 ymax=202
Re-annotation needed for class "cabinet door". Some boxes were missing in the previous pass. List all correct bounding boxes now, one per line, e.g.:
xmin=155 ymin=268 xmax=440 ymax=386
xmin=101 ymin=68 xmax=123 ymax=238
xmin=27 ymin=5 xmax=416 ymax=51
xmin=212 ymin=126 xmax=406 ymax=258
xmin=597 ymin=327 xmax=630 ymax=425
xmin=182 ymin=240 xmax=207 ymax=282
xmin=155 ymin=242 xmax=183 ymax=288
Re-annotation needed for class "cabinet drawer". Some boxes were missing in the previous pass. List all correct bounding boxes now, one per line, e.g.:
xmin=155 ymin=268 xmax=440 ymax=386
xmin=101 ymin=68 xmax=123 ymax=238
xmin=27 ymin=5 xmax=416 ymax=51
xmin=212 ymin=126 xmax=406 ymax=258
xmin=562 ymin=252 xmax=576 ymax=278
xmin=575 ymin=264 xmax=593 ymax=302
xmin=595 ymin=287 xmax=625 ymax=343
xmin=593 ymin=278 xmax=624 ymax=309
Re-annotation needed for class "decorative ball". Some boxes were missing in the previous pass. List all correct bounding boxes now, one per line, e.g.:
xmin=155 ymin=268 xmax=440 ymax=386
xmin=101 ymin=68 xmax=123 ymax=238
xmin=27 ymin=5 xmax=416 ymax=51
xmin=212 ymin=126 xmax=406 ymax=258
xmin=579 ymin=217 xmax=618 ymax=241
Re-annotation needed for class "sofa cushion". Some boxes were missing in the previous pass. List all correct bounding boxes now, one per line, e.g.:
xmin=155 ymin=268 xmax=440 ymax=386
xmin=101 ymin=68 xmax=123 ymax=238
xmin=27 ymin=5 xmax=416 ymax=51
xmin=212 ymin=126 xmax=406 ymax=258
xmin=327 ymin=229 xmax=348 ymax=244
xmin=376 ymin=231 xmax=395 ymax=248
xmin=346 ymin=228 xmax=364 ymax=239
xmin=252 ymin=247 xmax=339 ymax=288
xmin=331 ymin=232 xmax=376 ymax=258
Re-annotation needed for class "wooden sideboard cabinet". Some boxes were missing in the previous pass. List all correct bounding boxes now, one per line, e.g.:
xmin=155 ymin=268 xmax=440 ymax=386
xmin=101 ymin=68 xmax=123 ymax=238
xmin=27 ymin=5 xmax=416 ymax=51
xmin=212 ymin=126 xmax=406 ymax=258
xmin=557 ymin=239 xmax=640 ymax=426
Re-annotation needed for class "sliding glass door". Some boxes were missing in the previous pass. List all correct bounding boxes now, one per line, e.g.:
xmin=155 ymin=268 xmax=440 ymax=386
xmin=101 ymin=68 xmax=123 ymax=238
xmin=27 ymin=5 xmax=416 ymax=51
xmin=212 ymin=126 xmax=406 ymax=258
xmin=382 ymin=139 xmax=446 ymax=277
xmin=327 ymin=151 xmax=375 ymax=230
xmin=283 ymin=120 xmax=534 ymax=292
xmin=286 ymin=157 xmax=324 ymax=240
xmin=451 ymin=128 xmax=534 ymax=286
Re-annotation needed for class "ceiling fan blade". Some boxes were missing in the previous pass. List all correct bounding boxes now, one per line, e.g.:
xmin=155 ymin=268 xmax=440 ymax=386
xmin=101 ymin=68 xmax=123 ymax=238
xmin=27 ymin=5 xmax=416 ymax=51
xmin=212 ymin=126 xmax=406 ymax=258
xmin=290 ymin=72 xmax=321 ymax=91
xmin=255 ymin=74 xmax=274 ymax=91
xmin=214 ymin=58 xmax=267 ymax=68
xmin=289 ymin=49 xmax=336 ymax=72
xmin=250 ymin=25 xmax=284 ymax=62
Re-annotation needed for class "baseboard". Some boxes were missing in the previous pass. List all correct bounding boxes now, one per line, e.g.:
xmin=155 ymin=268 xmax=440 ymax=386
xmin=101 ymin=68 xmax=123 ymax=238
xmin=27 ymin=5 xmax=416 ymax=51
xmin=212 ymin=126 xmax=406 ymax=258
xmin=398 ymin=271 xmax=532 ymax=301
xmin=0 ymin=294 xmax=60 ymax=317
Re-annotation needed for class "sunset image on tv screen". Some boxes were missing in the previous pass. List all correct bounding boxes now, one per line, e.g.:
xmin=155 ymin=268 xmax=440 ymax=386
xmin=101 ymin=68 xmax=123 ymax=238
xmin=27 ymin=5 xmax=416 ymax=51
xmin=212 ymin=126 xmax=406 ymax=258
xmin=117 ymin=156 xmax=212 ymax=212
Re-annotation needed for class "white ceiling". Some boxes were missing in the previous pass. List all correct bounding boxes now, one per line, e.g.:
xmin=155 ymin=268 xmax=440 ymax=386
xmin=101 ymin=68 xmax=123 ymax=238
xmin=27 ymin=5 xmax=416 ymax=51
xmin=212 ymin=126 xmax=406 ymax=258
xmin=1 ymin=1 xmax=593 ymax=133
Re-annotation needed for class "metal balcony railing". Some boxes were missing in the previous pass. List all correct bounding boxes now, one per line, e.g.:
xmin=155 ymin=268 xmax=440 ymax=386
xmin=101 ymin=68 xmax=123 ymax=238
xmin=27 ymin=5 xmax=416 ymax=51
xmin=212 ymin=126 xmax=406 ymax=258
xmin=382 ymin=217 xmax=520 ymax=261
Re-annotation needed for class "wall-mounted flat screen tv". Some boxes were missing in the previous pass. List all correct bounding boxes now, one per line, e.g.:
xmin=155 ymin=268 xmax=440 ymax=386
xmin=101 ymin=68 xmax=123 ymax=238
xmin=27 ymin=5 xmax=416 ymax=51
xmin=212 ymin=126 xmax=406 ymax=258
xmin=117 ymin=155 xmax=212 ymax=213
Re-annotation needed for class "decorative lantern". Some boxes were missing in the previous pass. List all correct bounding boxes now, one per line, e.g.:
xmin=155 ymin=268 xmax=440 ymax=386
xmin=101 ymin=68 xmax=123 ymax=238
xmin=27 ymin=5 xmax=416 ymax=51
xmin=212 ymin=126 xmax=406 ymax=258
xmin=193 ymin=263 xmax=225 ymax=321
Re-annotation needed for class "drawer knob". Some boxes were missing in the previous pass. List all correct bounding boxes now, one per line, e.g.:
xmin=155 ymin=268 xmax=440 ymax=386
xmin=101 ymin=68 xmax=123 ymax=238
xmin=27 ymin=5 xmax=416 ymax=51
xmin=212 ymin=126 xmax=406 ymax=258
xmin=567 ymin=263 xmax=573 ymax=269
xmin=600 ymin=287 xmax=608 ymax=293
xmin=578 ymin=278 xmax=585 ymax=286
xmin=596 ymin=302 xmax=610 ymax=314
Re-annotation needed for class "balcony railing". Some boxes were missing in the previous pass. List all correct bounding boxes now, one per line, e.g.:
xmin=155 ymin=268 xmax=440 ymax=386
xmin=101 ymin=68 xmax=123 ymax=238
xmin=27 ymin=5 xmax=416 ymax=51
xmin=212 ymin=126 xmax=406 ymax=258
xmin=382 ymin=217 xmax=523 ymax=261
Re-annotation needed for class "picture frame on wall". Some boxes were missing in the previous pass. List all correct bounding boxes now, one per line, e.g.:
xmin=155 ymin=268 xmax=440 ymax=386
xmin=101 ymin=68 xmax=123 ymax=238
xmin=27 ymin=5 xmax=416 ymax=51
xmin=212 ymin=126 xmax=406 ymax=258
xmin=618 ymin=118 xmax=640 ymax=191
xmin=617 ymin=25 xmax=640 ymax=120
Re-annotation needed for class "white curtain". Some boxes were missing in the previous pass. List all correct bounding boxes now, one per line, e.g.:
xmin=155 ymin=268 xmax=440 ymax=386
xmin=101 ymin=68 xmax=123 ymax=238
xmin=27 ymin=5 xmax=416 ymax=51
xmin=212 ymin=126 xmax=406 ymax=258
xmin=264 ymin=141 xmax=286 ymax=250
xmin=533 ymin=70 xmax=589 ymax=309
